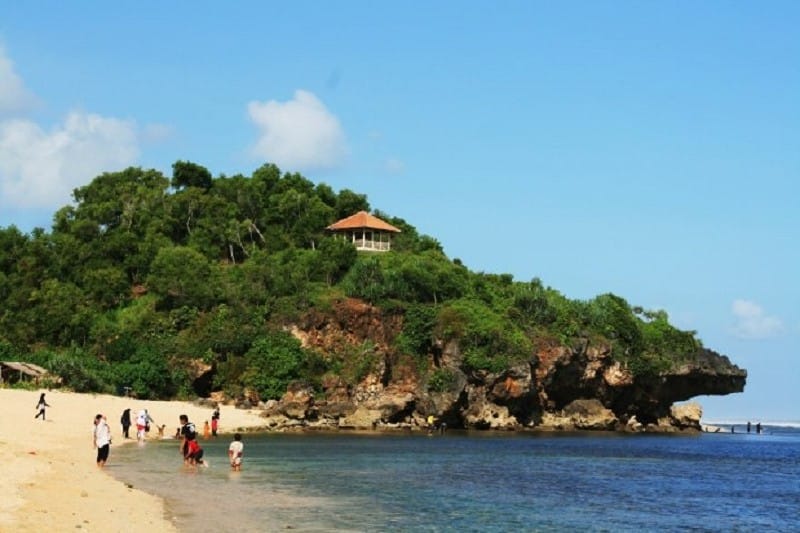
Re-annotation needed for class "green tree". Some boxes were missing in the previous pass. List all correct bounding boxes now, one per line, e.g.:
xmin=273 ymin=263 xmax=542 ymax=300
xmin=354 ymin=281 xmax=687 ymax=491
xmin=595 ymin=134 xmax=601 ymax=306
xmin=242 ymin=332 xmax=307 ymax=400
xmin=82 ymin=266 xmax=130 ymax=309
xmin=396 ymin=304 xmax=437 ymax=357
xmin=30 ymin=347 xmax=110 ymax=393
xmin=147 ymin=246 xmax=216 ymax=310
xmin=27 ymin=279 xmax=93 ymax=346
xmin=436 ymin=298 xmax=532 ymax=373
xmin=109 ymin=345 xmax=175 ymax=399
xmin=317 ymin=237 xmax=357 ymax=285
xmin=587 ymin=293 xmax=643 ymax=357
xmin=172 ymin=160 xmax=213 ymax=190
xmin=341 ymin=255 xmax=387 ymax=303
xmin=509 ymin=278 xmax=557 ymax=330
xmin=335 ymin=189 xmax=369 ymax=219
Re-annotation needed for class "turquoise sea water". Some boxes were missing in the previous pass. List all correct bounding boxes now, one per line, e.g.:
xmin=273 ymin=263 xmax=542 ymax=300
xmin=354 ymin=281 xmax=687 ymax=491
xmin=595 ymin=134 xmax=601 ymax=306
xmin=110 ymin=426 xmax=800 ymax=532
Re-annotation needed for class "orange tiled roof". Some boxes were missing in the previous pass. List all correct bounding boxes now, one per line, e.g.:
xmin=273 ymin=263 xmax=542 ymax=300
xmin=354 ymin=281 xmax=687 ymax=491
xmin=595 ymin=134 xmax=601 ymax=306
xmin=326 ymin=211 xmax=401 ymax=232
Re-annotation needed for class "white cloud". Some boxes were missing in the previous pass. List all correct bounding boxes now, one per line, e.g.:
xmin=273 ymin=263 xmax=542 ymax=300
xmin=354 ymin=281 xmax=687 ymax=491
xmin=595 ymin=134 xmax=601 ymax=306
xmin=0 ymin=45 xmax=37 ymax=115
xmin=247 ymin=89 xmax=347 ymax=171
xmin=731 ymin=299 xmax=784 ymax=339
xmin=0 ymin=112 xmax=139 ymax=209
xmin=385 ymin=157 xmax=405 ymax=174
xmin=141 ymin=123 xmax=174 ymax=143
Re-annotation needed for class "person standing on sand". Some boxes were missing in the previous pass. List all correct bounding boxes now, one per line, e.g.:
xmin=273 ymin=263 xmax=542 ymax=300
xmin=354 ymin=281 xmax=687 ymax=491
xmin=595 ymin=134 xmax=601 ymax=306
xmin=203 ymin=420 xmax=211 ymax=439
xmin=228 ymin=433 xmax=243 ymax=471
xmin=34 ymin=393 xmax=50 ymax=420
xmin=120 ymin=408 xmax=132 ymax=439
xmin=93 ymin=414 xmax=111 ymax=468
xmin=211 ymin=407 xmax=220 ymax=437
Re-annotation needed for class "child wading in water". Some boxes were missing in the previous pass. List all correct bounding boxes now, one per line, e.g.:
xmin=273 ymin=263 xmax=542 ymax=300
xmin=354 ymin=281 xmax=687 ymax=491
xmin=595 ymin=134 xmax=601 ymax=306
xmin=228 ymin=433 xmax=244 ymax=471
xmin=186 ymin=438 xmax=209 ymax=467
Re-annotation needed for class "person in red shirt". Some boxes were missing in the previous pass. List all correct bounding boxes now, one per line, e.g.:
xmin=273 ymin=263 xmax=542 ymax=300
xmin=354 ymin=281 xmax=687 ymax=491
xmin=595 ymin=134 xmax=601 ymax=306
xmin=186 ymin=438 xmax=208 ymax=467
xmin=211 ymin=407 xmax=220 ymax=437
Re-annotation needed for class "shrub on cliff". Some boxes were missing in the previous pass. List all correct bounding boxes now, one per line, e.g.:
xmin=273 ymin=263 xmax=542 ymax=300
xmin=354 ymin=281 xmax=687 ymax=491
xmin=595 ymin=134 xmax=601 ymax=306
xmin=437 ymin=299 xmax=532 ymax=374
xmin=241 ymin=331 xmax=308 ymax=401
xmin=396 ymin=304 xmax=437 ymax=358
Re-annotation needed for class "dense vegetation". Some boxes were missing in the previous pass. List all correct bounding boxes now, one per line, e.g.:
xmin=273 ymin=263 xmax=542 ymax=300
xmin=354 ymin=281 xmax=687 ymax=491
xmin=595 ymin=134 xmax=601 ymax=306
xmin=0 ymin=162 xmax=702 ymax=399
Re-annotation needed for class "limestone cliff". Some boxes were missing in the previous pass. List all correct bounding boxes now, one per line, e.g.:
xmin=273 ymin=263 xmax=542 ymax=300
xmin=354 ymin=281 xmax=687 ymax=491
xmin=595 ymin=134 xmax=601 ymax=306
xmin=257 ymin=298 xmax=746 ymax=432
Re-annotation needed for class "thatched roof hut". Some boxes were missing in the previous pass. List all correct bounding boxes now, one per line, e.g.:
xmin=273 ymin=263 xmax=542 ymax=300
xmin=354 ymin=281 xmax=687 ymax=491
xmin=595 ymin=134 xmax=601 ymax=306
xmin=0 ymin=361 xmax=53 ymax=385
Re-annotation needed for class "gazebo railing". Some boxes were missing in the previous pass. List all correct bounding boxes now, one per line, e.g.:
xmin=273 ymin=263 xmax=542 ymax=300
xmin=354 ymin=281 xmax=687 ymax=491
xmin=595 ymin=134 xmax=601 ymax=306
xmin=356 ymin=239 xmax=391 ymax=251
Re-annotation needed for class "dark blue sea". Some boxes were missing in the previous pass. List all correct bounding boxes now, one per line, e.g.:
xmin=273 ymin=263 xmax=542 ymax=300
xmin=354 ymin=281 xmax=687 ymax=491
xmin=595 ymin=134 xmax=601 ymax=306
xmin=111 ymin=426 xmax=800 ymax=532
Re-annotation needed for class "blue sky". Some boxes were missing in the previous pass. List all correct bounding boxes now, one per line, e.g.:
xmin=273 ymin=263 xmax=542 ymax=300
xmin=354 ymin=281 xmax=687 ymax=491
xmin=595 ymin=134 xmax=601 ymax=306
xmin=1 ymin=2 xmax=798 ymax=421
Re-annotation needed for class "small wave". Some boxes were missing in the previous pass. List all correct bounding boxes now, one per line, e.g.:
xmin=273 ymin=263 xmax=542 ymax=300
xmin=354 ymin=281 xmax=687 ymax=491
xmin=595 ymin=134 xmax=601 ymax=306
xmin=762 ymin=421 xmax=800 ymax=428
xmin=704 ymin=420 xmax=800 ymax=429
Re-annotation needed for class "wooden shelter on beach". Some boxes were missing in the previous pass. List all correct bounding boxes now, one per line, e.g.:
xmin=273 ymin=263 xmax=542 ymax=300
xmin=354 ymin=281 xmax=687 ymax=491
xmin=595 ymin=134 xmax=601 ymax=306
xmin=326 ymin=211 xmax=401 ymax=252
xmin=0 ymin=361 xmax=53 ymax=385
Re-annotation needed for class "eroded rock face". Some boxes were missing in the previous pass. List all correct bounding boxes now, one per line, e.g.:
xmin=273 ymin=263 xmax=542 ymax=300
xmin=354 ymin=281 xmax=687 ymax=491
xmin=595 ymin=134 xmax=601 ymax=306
xmin=279 ymin=383 xmax=315 ymax=419
xmin=254 ymin=299 xmax=746 ymax=433
xmin=562 ymin=399 xmax=619 ymax=430
xmin=464 ymin=402 xmax=518 ymax=430
xmin=339 ymin=407 xmax=382 ymax=429
xmin=669 ymin=402 xmax=703 ymax=430
xmin=486 ymin=363 xmax=540 ymax=425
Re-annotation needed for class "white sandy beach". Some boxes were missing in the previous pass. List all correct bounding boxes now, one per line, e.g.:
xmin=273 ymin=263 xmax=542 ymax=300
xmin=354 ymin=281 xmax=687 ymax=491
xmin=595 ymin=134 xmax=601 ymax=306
xmin=0 ymin=388 xmax=265 ymax=532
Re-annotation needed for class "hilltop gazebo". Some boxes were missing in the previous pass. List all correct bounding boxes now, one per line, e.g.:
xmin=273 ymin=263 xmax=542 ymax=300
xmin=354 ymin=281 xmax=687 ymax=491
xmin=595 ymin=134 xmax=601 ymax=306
xmin=326 ymin=211 xmax=401 ymax=252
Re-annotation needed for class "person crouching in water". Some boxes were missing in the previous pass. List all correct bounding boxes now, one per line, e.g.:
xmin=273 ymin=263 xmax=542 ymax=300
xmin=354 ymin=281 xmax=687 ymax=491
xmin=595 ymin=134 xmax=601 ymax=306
xmin=186 ymin=438 xmax=208 ymax=467
xmin=178 ymin=414 xmax=197 ymax=464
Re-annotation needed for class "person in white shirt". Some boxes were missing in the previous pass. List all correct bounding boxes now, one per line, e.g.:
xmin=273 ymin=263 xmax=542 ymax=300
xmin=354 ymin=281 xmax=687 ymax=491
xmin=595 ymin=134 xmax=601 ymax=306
xmin=136 ymin=410 xmax=149 ymax=441
xmin=228 ymin=433 xmax=244 ymax=471
xmin=93 ymin=414 xmax=112 ymax=468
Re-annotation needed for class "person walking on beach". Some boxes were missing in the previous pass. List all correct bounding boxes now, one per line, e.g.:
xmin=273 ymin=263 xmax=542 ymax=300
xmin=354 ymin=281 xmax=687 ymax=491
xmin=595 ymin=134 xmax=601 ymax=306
xmin=179 ymin=414 xmax=198 ymax=464
xmin=34 ymin=393 xmax=50 ymax=420
xmin=120 ymin=408 xmax=132 ymax=439
xmin=747 ymin=421 xmax=751 ymax=433
xmin=211 ymin=407 xmax=220 ymax=437
xmin=228 ymin=433 xmax=244 ymax=471
xmin=203 ymin=420 xmax=211 ymax=439
xmin=93 ymin=414 xmax=112 ymax=468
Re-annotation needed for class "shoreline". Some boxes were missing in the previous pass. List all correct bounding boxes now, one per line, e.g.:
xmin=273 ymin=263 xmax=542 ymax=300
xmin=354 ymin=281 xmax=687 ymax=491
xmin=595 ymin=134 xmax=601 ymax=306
xmin=0 ymin=388 xmax=265 ymax=532
xmin=3 ymin=388 xmax=784 ymax=531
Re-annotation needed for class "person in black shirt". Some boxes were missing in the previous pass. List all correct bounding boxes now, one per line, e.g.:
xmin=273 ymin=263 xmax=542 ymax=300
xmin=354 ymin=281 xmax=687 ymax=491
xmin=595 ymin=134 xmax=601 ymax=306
xmin=35 ymin=393 xmax=50 ymax=420
xmin=120 ymin=408 xmax=132 ymax=439
xmin=178 ymin=414 xmax=197 ymax=463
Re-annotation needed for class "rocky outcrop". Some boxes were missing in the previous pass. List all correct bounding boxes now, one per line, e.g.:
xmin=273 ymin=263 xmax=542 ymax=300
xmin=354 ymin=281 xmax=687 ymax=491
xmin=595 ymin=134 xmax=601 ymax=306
xmin=667 ymin=402 xmax=703 ymax=430
xmin=247 ymin=298 xmax=745 ymax=433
